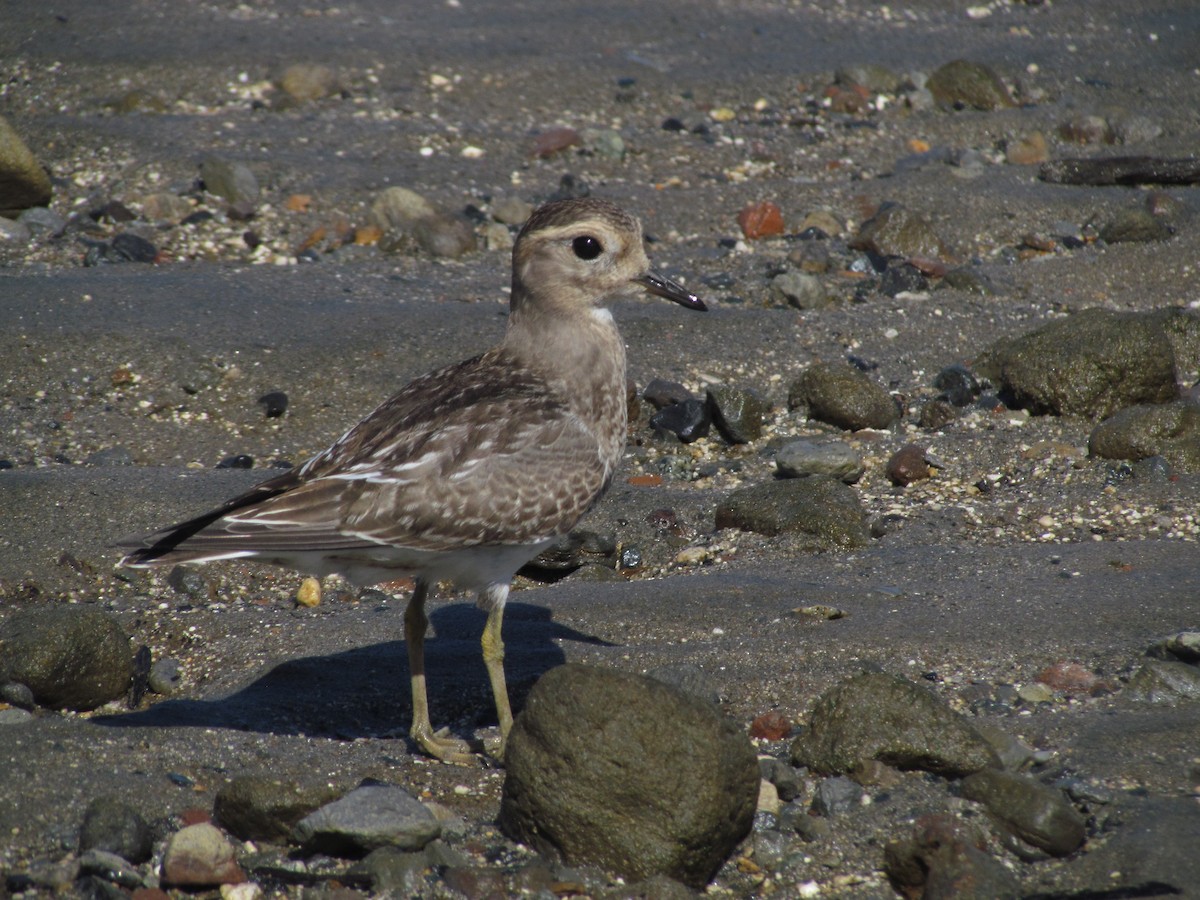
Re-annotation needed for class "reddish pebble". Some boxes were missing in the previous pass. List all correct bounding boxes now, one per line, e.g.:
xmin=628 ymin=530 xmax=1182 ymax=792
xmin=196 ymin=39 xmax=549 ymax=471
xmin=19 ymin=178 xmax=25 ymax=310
xmin=532 ymin=127 xmax=580 ymax=158
xmin=886 ymin=444 xmax=932 ymax=486
xmin=627 ymin=473 xmax=663 ymax=487
xmin=737 ymin=201 xmax=785 ymax=240
xmin=750 ymin=710 xmax=792 ymax=741
xmin=1036 ymin=661 xmax=1107 ymax=695
xmin=179 ymin=808 xmax=211 ymax=827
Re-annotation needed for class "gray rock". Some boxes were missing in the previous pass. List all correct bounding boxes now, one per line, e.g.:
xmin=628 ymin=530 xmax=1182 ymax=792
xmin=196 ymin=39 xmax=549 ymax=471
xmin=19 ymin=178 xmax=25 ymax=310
xmin=706 ymin=384 xmax=769 ymax=444
xmin=161 ymin=822 xmax=245 ymax=887
xmin=1124 ymin=659 xmax=1200 ymax=702
xmin=835 ymin=64 xmax=902 ymax=94
xmin=84 ymin=447 xmax=134 ymax=467
xmin=760 ymin=757 xmax=804 ymax=802
xmin=19 ymin=206 xmax=66 ymax=238
xmin=139 ymin=192 xmax=193 ymax=224
xmin=490 ymin=194 xmax=533 ymax=226
xmin=0 ymin=216 xmax=31 ymax=242
xmin=775 ymin=439 xmax=864 ymax=483
xmin=78 ymin=848 xmax=145 ymax=888
xmin=79 ymin=796 xmax=153 ymax=863
xmin=1149 ymin=631 xmax=1200 ymax=664
xmin=960 ymin=769 xmax=1087 ymax=856
xmin=1 ymin=680 xmax=36 ymax=709
xmin=644 ymin=663 xmax=722 ymax=706
xmin=975 ymin=307 xmax=1179 ymax=419
xmin=369 ymin=186 xmax=437 ymax=232
xmin=884 ymin=814 xmax=1020 ymax=900
xmin=850 ymin=201 xmax=953 ymax=261
xmin=789 ymin=671 xmax=998 ymax=776
xmin=347 ymin=846 xmax=431 ymax=895
xmin=199 ymin=156 xmax=260 ymax=207
xmin=215 ymin=774 xmax=343 ymax=842
xmin=148 ymin=657 xmax=182 ymax=695
xmin=0 ymin=708 xmax=33 ymax=724
xmin=927 ymin=59 xmax=1014 ymax=110
xmin=580 ymin=127 xmax=627 ymax=161
xmin=0 ymin=606 xmax=132 ymax=710
xmin=499 ymin=664 xmax=758 ymax=889
xmin=1089 ymin=400 xmax=1200 ymax=474
xmin=714 ymin=476 xmax=870 ymax=548
xmin=0 ymin=114 xmax=53 ymax=216
xmin=810 ymin=776 xmax=863 ymax=816
xmin=294 ymin=783 xmax=441 ymax=855
xmin=1101 ymin=208 xmax=1172 ymax=243
xmin=788 ymin=362 xmax=900 ymax=431
xmin=410 ymin=212 xmax=477 ymax=258
xmin=770 ymin=271 xmax=832 ymax=309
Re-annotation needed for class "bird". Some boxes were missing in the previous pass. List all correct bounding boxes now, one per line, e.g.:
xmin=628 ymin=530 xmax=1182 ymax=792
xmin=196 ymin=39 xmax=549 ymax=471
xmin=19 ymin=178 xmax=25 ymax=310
xmin=118 ymin=197 xmax=707 ymax=764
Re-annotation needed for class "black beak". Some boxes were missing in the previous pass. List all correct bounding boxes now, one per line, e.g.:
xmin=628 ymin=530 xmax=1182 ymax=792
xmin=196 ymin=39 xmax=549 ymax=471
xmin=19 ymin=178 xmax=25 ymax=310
xmin=636 ymin=270 xmax=707 ymax=311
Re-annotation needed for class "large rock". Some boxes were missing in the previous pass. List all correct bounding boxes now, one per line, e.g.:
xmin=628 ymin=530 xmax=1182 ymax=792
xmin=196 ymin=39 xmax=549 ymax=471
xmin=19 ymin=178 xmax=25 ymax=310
xmin=788 ymin=362 xmax=900 ymax=431
xmin=975 ymin=308 xmax=1178 ymax=419
xmin=294 ymin=784 xmax=440 ymax=855
xmin=1089 ymin=400 xmax=1200 ymax=474
xmin=927 ymin=59 xmax=1014 ymax=110
xmin=499 ymin=664 xmax=758 ymax=889
xmin=0 ymin=606 xmax=132 ymax=710
xmin=850 ymin=202 xmax=953 ymax=261
xmin=0 ymin=115 xmax=52 ymax=216
xmin=960 ymin=769 xmax=1086 ymax=856
xmin=714 ymin=476 xmax=870 ymax=548
xmin=790 ymin=671 xmax=998 ymax=776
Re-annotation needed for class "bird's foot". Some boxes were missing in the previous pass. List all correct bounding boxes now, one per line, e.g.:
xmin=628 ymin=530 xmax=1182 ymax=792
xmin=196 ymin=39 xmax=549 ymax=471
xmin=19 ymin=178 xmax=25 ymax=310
xmin=411 ymin=725 xmax=479 ymax=766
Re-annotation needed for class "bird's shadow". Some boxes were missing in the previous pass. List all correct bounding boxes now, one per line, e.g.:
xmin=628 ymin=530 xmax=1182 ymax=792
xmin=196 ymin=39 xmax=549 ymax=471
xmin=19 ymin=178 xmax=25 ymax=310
xmin=95 ymin=602 xmax=610 ymax=742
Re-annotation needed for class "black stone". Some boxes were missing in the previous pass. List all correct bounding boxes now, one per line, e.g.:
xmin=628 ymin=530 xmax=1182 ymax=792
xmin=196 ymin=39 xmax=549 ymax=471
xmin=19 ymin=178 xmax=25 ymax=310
xmin=650 ymin=399 xmax=710 ymax=443
xmin=258 ymin=390 xmax=289 ymax=418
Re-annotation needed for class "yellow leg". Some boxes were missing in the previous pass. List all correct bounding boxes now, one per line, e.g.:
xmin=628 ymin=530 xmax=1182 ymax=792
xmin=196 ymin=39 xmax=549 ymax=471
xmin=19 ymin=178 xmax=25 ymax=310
xmin=405 ymin=580 xmax=475 ymax=765
xmin=480 ymin=585 xmax=513 ymax=760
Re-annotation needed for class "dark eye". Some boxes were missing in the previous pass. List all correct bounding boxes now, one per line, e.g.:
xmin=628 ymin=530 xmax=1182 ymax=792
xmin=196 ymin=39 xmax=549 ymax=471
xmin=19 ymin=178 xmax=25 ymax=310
xmin=572 ymin=235 xmax=603 ymax=260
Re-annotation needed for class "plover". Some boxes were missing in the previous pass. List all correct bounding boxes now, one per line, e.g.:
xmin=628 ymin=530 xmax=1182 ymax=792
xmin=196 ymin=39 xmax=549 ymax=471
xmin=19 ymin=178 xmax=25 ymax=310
xmin=118 ymin=197 xmax=706 ymax=763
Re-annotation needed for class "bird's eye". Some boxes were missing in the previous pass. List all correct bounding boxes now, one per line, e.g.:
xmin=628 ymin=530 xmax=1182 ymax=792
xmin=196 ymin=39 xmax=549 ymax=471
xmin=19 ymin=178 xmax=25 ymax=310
xmin=572 ymin=235 xmax=603 ymax=260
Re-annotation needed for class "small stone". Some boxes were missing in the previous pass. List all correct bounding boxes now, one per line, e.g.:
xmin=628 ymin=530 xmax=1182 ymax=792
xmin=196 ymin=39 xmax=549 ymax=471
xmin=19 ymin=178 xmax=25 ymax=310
xmin=216 ymin=454 xmax=254 ymax=469
xmin=715 ymin=476 xmax=870 ymax=548
xmin=0 ymin=216 xmax=30 ymax=242
xmin=927 ymin=59 xmax=1013 ymax=110
xmin=1100 ymin=208 xmax=1172 ymax=243
xmin=532 ymin=126 xmax=581 ymax=158
xmin=811 ymin=776 xmax=863 ymax=817
xmin=706 ymin=384 xmax=769 ymax=444
xmin=84 ymin=447 xmax=134 ymax=467
xmin=1017 ymin=682 xmax=1054 ymax=704
xmin=148 ymin=658 xmax=182 ymax=695
xmin=257 ymin=390 xmax=288 ymax=418
xmin=770 ymin=271 xmax=832 ymax=309
xmin=960 ymin=770 xmax=1086 ymax=856
xmin=1151 ymin=631 xmax=1200 ymax=664
xmin=1006 ymin=131 xmax=1049 ymax=165
xmin=850 ymin=202 xmax=953 ymax=261
xmin=161 ymin=823 xmax=245 ymax=887
xmin=1 ymin=681 xmax=35 ymax=709
xmin=0 ymin=114 xmax=53 ymax=215
xmin=410 ymin=213 xmax=477 ymax=258
xmin=919 ymin=399 xmax=959 ymax=430
xmin=878 ymin=263 xmax=929 ymax=297
xmin=642 ymin=378 xmax=693 ymax=409
xmin=750 ymin=711 xmax=792 ymax=741
xmin=18 ymin=206 xmax=66 ymax=238
xmin=215 ymin=775 xmax=343 ymax=843
xmin=294 ymin=783 xmax=441 ymax=855
xmin=79 ymin=849 xmax=145 ymax=888
xmin=737 ymin=201 xmax=785 ymax=240
xmin=199 ymin=156 xmax=260 ymax=208
xmin=1125 ymin=659 xmax=1200 ymax=703
xmin=1059 ymin=114 xmax=1113 ymax=145
xmin=650 ymin=398 xmax=711 ymax=443
xmin=140 ymin=193 xmax=193 ymax=224
xmin=295 ymin=576 xmax=322 ymax=608
xmin=490 ymin=195 xmax=533 ymax=226
xmin=760 ymin=757 xmax=804 ymax=801
xmin=886 ymin=444 xmax=934 ymax=486
xmin=1036 ymin=661 xmax=1108 ymax=695
xmin=0 ymin=606 xmax=133 ymax=710
xmin=580 ymin=127 xmax=626 ymax=160
xmin=349 ymin=846 xmax=431 ymax=896
xmin=167 ymin=565 xmax=213 ymax=599
xmin=774 ymin=439 xmax=865 ymax=484
xmin=111 ymin=232 xmax=158 ymax=263
xmin=278 ymin=63 xmax=340 ymax=102
xmin=80 ymin=797 xmax=154 ymax=863
xmin=933 ymin=364 xmax=981 ymax=406
xmin=788 ymin=362 xmax=900 ymax=431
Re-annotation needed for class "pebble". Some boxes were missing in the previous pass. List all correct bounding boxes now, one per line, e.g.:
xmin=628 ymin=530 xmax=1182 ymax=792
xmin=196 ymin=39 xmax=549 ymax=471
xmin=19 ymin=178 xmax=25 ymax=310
xmin=770 ymin=271 xmax=831 ymax=309
xmin=214 ymin=775 xmax=343 ymax=843
xmin=79 ymin=849 xmax=145 ymax=888
xmin=1100 ymin=207 xmax=1172 ymax=243
xmin=532 ymin=126 xmax=581 ymax=158
xmin=788 ymin=361 xmax=900 ymax=432
xmin=810 ymin=776 xmax=863 ymax=817
xmin=0 ymin=216 xmax=32 ymax=243
xmin=139 ymin=192 xmax=193 ymax=224
xmin=148 ymin=657 xmax=182 ymax=695
xmin=0 ymin=113 xmax=53 ymax=214
xmin=278 ymin=63 xmax=340 ymax=102
xmin=774 ymin=439 xmax=864 ymax=484
xmin=1124 ymin=659 xmax=1200 ymax=703
xmin=161 ymin=823 xmax=246 ymax=887
xmin=294 ymin=783 xmax=441 ymax=855
xmin=369 ymin=186 xmax=436 ymax=231
xmin=790 ymin=670 xmax=998 ymax=776
xmin=489 ymin=195 xmax=532 ymax=226
xmin=199 ymin=156 xmax=260 ymax=208
xmin=80 ymin=796 xmax=154 ymax=863
xmin=933 ymin=363 xmax=981 ymax=406
xmin=499 ymin=664 xmax=757 ymax=889
xmin=751 ymin=712 xmax=793 ymax=741
xmin=886 ymin=443 xmax=934 ymax=486
xmin=960 ymin=769 xmax=1086 ymax=856
xmin=642 ymin=377 xmax=693 ymax=409
xmin=257 ymin=390 xmax=288 ymax=418
xmin=0 ymin=605 xmax=133 ymax=710
xmin=850 ymin=201 xmax=952 ymax=261
xmin=706 ymin=384 xmax=769 ymax=444
xmin=1149 ymin=631 xmax=1200 ymax=664
xmin=1058 ymin=114 xmax=1113 ymax=145
xmin=1 ymin=680 xmax=36 ymax=709
xmin=737 ymin=200 xmax=785 ymax=239
xmin=714 ymin=476 xmax=870 ymax=548
xmin=926 ymin=59 xmax=1014 ymax=110
xmin=18 ymin=205 xmax=65 ymax=237
xmin=410 ymin=212 xmax=477 ymax=258
xmin=1006 ymin=131 xmax=1049 ymax=165
xmin=649 ymin=398 xmax=711 ymax=443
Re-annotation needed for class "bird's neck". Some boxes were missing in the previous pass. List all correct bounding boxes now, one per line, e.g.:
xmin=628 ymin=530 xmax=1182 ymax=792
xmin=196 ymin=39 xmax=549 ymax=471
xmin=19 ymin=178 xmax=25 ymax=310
xmin=503 ymin=300 xmax=629 ymax=468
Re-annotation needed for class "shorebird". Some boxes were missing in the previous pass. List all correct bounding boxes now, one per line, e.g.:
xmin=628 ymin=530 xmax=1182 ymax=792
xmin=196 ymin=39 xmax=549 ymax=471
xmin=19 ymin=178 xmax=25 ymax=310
xmin=118 ymin=197 xmax=706 ymax=763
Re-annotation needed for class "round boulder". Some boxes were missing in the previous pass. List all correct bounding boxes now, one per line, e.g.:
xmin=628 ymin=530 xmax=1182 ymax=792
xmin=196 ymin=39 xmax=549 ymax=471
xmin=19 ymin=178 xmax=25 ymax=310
xmin=499 ymin=664 xmax=758 ymax=889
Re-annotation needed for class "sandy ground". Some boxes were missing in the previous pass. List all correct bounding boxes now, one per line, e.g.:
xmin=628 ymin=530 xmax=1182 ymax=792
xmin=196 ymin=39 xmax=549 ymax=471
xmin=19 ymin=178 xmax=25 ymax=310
xmin=2 ymin=1 xmax=1200 ymax=896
